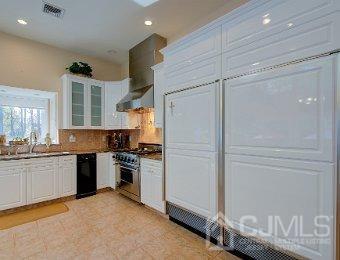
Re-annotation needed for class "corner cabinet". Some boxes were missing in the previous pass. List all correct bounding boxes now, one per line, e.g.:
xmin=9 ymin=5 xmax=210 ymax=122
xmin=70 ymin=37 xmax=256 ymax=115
xmin=61 ymin=74 xmax=105 ymax=129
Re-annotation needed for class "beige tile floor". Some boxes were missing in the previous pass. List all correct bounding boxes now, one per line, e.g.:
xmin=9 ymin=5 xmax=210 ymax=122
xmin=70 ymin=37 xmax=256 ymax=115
xmin=0 ymin=191 xmax=241 ymax=260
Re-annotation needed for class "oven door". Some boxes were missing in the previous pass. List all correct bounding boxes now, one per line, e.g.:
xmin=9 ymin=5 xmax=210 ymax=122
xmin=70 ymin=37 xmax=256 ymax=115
xmin=118 ymin=165 xmax=140 ymax=197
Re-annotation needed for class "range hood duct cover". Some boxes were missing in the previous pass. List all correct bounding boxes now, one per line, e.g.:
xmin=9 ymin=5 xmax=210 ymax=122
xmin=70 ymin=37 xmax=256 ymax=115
xmin=116 ymin=85 xmax=154 ymax=112
xmin=116 ymin=33 xmax=167 ymax=112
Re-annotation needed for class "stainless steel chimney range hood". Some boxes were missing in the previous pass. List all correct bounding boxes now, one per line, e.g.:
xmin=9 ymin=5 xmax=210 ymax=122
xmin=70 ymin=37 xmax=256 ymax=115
xmin=116 ymin=34 xmax=167 ymax=112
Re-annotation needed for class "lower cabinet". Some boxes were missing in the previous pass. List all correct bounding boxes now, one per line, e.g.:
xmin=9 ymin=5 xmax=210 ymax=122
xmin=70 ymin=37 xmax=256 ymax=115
xmin=59 ymin=156 xmax=77 ymax=197
xmin=0 ymin=155 xmax=77 ymax=211
xmin=97 ymin=153 xmax=109 ymax=189
xmin=97 ymin=152 xmax=116 ymax=189
xmin=109 ymin=153 xmax=116 ymax=189
xmin=27 ymin=158 xmax=59 ymax=204
xmin=225 ymin=154 xmax=335 ymax=260
xmin=165 ymin=148 xmax=218 ymax=218
xmin=0 ymin=161 xmax=27 ymax=211
xmin=141 ymin=159 xmax=165 ymax=213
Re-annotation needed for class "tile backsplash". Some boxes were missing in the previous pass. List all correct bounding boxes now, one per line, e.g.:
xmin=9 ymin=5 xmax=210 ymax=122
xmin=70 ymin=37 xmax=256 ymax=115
xmin=0 ymin=110 xmax=162 ymax=154
xmin=58 ymin=129 xmax=108 ymax=151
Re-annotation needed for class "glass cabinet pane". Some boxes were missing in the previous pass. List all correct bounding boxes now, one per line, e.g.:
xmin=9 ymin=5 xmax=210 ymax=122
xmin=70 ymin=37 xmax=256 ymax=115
xmin=71 ymin=82 xmax=85 ymax=126
xmin=91 ymin=85 xmax=102 ymax=126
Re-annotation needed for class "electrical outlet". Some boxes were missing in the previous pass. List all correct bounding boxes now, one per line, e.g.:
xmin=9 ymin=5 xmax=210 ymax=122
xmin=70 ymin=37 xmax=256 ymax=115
xmin=69 ymin=134 xmax=76 ymax=143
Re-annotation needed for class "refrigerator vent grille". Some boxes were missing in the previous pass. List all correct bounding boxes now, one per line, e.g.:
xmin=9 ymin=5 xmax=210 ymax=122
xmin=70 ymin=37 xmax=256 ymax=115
xmin=224 ymin=229 xmax=299 ymax=260
xmin=167 ymin=203 xmax=221 ymax=241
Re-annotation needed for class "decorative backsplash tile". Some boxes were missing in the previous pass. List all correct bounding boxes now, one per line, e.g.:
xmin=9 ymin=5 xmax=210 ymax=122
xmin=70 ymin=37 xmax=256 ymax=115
xmin=0 ymin=110 xmax=162 ymax=155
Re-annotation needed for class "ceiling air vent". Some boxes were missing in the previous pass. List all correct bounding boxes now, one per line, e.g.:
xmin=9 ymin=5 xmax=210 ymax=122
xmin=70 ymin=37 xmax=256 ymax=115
xmin=42 ymin=2 xmax=65 ymax=18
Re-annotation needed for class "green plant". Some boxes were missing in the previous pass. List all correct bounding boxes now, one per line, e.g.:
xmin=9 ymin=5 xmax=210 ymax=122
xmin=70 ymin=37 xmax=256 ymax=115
xmin=66 ymin=62 xmax=93 ymax=77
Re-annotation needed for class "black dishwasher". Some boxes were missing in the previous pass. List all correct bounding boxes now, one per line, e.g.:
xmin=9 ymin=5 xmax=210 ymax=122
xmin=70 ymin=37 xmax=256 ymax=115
xmin=76 ymin=154 xmax=97 ymax=199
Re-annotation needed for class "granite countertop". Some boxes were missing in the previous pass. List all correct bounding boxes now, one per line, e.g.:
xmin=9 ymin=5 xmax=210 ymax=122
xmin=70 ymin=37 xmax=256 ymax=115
xmin=140 ymin=153 xmax=162 ymax=161
xmin=0 ymin=149 xmax=111 ymax=161
xmin=0 ymin=149 xmax=162 ymax=161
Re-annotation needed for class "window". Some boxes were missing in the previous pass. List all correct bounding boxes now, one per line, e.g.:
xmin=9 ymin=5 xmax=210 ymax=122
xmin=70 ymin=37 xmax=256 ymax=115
xmin=0 ymin=85 xmax=58 ymax=144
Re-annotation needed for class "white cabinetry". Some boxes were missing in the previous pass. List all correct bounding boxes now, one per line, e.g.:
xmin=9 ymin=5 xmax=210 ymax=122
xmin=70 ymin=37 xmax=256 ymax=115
xmin=0 ymin=156 xmax=77 ymax=211
xmin=105 ymin=81 xmax=122 ymax=130
xmin=224 ymin=56 xmax=336 ymax=260
xmin=59 ymin=156 xmax=77 ymax=197
xmin=225 ymin=57 xmax=334 ymax=162
xmin=152 ymin=63 xmax=164 ymax=128
xmin=141 ymin=159 xmax=165 ymax=213
xmin=97 ymin=153 xmax=109 ymax=189
xmin=0 ymin=161 xmax=27 ymax=211
xmin=27 ymin=158 xmax=59 ymax=204
xmin=162 ymin=26 xmax=222 ymax=92
xmin=165 ymin=83 xmax=218 ymax=151
xmin=165 ymin=82 xmax=219 ymax=218
xmin=166 ymin=149 xmax=217 ymax=218
xmin=109 ymin=153 xmax=116 ymax=189
xmin=225 ymin=154 xmax=334 ymax=260
xmin=61 ymin=74 xmax=105 ymax=129
xmin=222 ymin=0 xmax=340 ymax=77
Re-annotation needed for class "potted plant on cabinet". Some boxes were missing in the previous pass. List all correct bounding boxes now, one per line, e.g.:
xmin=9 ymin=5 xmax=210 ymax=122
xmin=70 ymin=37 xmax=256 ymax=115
xmin=66 ymin=62 xmax=93 ymax=77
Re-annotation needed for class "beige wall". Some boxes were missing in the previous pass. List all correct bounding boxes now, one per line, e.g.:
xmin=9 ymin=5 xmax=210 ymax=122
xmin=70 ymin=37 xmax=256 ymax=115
xmin=0 ymin=31 xmax=122 ymax=93
xmin=167 ymin=0 xmax=249 ymax=44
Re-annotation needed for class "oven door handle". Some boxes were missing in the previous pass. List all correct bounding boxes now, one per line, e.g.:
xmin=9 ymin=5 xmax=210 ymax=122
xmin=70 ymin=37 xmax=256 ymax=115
xmin=120 ymin=165 xmax=139 ymax=172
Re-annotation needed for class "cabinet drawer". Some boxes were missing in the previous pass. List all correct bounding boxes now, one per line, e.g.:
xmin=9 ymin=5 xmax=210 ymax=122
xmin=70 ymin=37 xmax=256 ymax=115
xmin=222 ymin=0 xmax=340 ymax=77
xmin=164 ymin=56 xmax=221 ymax=93
xmin=59 ymin=155 xmax=76 ymax=165
xmin=225 ymin=154 xmax=335 ymax=260
xmin=164 ymin=26 xmax=221 ymax=72
xmin=141 ymin=159 xmax=162 ymax=169
xmin=29 ymin=157 xmax=58 ymax=166
xmin=0 ymin=161 xmax=25 ymax=171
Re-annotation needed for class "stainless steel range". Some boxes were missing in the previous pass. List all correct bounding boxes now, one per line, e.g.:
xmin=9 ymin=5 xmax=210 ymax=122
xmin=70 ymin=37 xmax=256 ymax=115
xmin=114 ymin=143 xmax=161 ymax=202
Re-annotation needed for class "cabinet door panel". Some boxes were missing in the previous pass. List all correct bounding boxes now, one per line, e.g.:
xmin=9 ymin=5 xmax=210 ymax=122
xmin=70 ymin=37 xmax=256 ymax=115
xmin=90 ymin=84 xmax=104 ymax=128
xmin=141 ymin=165 xmax=152 ymax=205
xmin=225 ymin=57 xmax=334 ymax=162
xmin=164 ymin=26 xmax=222 ymax=73
xmin=166 ymin=149 xmax=217 ymax=218
xmin=97 ymin=153 xmax=109 ymax=189
xmin=152 ymin=166 xmax=165 ymax=213
xmin=222 ymin=0 xmax=340 ymax=77
xmin=165 ymin=56 xmax=221 ymax=93
xmin=28 ymin=161 xmax=58 ymax=204
xmin=105 ymin=82 xmax=122 ymax=129
xmin=0 ymin=167 xmax=26 ymax=210
xmin=59 ymin=156 xmax=76 ymax=197
xmin=225 ymin=154 xmax=334 ymax=260
xmin=165 ymin=83 xmax=218 ymax=152
xmin=71 ymin=81 xmax=85 ymax=127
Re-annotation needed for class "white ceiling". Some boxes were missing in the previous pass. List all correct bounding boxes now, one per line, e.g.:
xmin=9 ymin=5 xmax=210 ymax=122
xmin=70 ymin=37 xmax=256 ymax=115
xmin=0 ymin=0 xmax=231 ymax=64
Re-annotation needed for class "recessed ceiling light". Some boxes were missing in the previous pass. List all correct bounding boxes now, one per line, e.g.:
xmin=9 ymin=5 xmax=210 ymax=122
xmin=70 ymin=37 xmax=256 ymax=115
xmin=133 ymin=0 xmax=159 ymax=7
xmin=144 ymin=20 xmax=152 ymax=26
xmin=262 ymin=18 xmax=271 ymax=25
xmin=17 ymin=19 xmax=27 ymax=25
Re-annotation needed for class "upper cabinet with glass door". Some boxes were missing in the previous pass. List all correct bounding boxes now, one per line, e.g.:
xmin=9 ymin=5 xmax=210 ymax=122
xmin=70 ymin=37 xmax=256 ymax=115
xmin=61 ymin=74 xmax=105 ymax=129
xmin=89 ymin=81 xmax=105 ymax=129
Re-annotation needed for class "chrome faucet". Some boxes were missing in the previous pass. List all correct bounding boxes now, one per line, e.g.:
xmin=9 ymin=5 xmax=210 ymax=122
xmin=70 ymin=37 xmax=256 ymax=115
xmin=29 ymin=131 xmax=38 ymax=154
